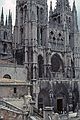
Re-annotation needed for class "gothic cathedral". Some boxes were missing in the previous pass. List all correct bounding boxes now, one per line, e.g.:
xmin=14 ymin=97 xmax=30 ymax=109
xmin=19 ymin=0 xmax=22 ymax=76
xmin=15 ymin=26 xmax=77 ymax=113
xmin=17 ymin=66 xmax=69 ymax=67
xmin=13 ymin=0 xmax=80 ymax=113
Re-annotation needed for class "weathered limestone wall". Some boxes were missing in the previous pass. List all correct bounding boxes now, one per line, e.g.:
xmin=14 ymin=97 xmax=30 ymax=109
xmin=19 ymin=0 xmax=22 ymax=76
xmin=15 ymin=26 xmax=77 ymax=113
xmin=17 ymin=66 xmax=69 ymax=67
xmin=0 ymin=64 xmax=26 ymax=81
xmin=0 ymin=86 xmax=28 ymax=98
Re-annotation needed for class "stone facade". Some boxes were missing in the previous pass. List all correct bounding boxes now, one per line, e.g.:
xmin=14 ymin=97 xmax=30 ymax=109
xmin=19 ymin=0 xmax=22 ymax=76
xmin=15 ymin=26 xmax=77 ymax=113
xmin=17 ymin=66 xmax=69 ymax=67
xmin=0 ymin=0 xmax=80 ymax=114
xmin=13 ymin=0 xmax=80 ymax=113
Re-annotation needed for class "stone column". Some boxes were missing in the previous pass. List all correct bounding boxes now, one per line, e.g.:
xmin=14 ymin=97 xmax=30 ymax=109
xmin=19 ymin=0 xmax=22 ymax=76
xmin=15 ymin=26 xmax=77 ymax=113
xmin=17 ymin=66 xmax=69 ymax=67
xmin=24 ymin=14 xmax=29 ymax=81
xmin=32 ymin=21 xmax=37 ymax=80
xmin=31 ymin=6 xmax=38 ymax=99
xmin=18 ymin=8 xmax=21 ymax=44
xmin=43 ymin=49 xmax=47 ymax=78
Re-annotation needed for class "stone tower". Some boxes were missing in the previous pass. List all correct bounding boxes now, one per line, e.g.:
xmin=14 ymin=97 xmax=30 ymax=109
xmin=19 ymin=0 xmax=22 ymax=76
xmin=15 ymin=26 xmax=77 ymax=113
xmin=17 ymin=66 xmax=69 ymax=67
xmin=0 ymin=8 xmax=13 ymax=60
xmin=49 ymin=0 xmax=72 ymax=78
xmin=14 ymin=0 xmax=48 ymax=78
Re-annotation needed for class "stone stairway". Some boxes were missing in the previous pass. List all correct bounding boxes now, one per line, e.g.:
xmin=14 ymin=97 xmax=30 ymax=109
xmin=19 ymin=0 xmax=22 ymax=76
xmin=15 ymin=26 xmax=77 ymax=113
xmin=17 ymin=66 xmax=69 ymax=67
xmin=0 ymin=99 xmax=26 ymax=114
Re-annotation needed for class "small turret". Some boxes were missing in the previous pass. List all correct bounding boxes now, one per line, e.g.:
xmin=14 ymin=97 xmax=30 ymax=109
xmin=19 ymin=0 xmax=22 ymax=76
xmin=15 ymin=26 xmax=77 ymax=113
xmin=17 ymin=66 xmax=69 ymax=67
xmin=5 ymin=15 xmax=8 ymax=26
xmin=50 ymin=1 xmax=52 ymax=11
xmin=1 ymin=7 xmax=4 ymax=26
xmin=54 ymin=0 xmax=70 ymax=12
xmin=72 ymin=0 xmax=76 ymax=11
xmin=8 ymin=10 xmax=12 ymax=28
xmin=49 ymin=1 xmax=53 ymax=17
xmin=72 ymin=0 xmax=78 ymax=32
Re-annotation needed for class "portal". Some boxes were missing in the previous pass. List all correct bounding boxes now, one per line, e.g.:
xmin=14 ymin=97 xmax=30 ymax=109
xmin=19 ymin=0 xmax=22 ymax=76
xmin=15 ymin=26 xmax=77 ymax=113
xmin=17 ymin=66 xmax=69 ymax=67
xmin=57 ymin=98 xmax=63 ymax=113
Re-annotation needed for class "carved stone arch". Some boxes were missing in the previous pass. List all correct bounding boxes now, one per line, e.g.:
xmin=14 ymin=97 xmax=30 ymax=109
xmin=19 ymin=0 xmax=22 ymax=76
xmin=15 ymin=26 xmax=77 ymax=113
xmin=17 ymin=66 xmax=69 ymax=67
xmin=38 ymin=55 xmax=44 ymax=78
xmin=53 ymin=83 xmax=69 ymax=99
xmin=3 ymin=74 xmax=11 ymax=79
xmin=38 ymin=51 xmax=43 ymax=57
xmin=24 ymin=5 xmax=28 ymax=20
xmin=38 ymin=89 xmax=50 ymax=110
xmin=20 ymin=7 xmax=23 ymax=23
xmin=51 ymin=53 xmax=64 ymax=73
xmin=53 ymin=83 xmax=69 ymax=112
xmin=20 ymin=7 xmax=23 ymax=14
xmin=40 ymin=7 xmax=44 ymax=22
xmin=40 ymin=7 xmax=44 ymax=16
xmin=24 ymin=5 xmax=27 ymax=10
xmin=51 ymin=52 xmax=63 ymax=60
xmin=31 ymin=11 xmax=36 ymax=21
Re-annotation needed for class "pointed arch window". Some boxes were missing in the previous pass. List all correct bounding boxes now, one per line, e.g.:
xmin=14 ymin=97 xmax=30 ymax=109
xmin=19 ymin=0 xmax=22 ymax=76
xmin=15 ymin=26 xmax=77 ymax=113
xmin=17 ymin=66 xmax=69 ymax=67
xmin=51 ymin=54 xmax=64 ymax=73
xmin=4 ymin=31 xmax=7 ymax=39
xmin=37 ymin=6 xmax=39 ymax=22
xmin=20 ymin=7 xmax=23 ymax=24
xmin=24 ymin=5 xmax=27 ymax=20
xmin=38 ymin=55 xmax=44 ymax=78
xmin=40 ymin=8 xmax=44 ymax=21
xmin=3 ymin=74 xmax=11 ymax=79
xmin=40 ymin=27 xmax=43 ymax=45
xmin=3 ymin=43 xmax=7 ymax=53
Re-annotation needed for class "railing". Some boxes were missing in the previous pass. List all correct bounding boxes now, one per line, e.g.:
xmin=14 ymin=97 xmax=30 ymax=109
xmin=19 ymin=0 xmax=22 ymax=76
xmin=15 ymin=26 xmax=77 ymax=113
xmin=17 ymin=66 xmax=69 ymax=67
xmin=0 ymin=100 xmax=24 ymax=113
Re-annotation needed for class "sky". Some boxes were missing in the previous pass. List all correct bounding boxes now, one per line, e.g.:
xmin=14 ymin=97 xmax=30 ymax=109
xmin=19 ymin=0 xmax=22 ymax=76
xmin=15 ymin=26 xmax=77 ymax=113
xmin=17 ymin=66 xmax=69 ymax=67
xmin=0 ymin=0 xmax=80 ymax=28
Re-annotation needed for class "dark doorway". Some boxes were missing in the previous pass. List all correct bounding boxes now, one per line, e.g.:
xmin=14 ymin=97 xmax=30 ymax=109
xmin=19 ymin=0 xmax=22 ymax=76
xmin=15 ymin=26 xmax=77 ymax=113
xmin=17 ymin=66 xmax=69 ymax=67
xmin=57 ymin=98 xmax=63 ymax=113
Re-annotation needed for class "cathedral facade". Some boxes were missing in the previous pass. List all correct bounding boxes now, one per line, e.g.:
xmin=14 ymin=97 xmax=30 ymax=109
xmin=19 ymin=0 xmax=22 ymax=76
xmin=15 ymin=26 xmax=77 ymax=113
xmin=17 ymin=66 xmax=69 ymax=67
xmin=13 ymin=0 xmax=80 ymax=113
xmin=0 ymin=0 xmax=80 ymax=113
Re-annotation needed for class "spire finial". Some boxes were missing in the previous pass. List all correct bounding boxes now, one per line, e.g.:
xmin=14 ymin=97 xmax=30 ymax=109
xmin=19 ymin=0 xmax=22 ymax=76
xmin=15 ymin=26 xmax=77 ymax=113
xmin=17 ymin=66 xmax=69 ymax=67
xmin=72 ymin=0 xmax=76 ymax=11
xmin=50 ymin=1 xmax=52 ymax=11
xmin=8 ymin=9 xmax=12 ymax=28
xmin=1 ymin=7 xmax=4 ymax=25
xmin=9 ymin=9 xmax=11 ymax=18
xmin=5 ymin=15 xmax=7 ymax=26
xmin=1 ymin=7 xmax=3 ymax=17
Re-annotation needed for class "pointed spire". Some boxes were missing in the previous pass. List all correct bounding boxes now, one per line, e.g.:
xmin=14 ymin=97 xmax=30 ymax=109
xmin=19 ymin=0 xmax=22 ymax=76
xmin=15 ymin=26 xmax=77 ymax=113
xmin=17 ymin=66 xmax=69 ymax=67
xmin=49 ymin=1 xmax=53 ymax=17
xmin=8 ymin=9 xmax=12 ymax=27
xmin=72 ymin=0 xmax=76 ymax=11
xmin=50 ymin=1 xmax=52 ymax=11
xmin=5 ymin=15 xmax=7 ymax=26
xmin=1 ymin=7 xmax=4 ymax=25
xmin=9 ymin=9 xmax=11 ymax=20
xmin=55 ymin=0 xmax=70 ymax=12
xmin=72 ymin=0 xmax=78 ymax=31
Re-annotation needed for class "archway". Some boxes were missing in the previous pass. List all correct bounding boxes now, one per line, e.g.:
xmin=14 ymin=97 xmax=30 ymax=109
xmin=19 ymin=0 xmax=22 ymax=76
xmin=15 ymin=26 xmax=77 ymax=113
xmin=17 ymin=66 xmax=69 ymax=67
xmin=57 ymin=98 xmax=63 ymax=113
xmin=51 ymin=53 xmax=64 ymax=73
xmin=53 ymin=83 xmax=69 ymax=113
xmin=38 ymin=89 xmax=50 ymax=111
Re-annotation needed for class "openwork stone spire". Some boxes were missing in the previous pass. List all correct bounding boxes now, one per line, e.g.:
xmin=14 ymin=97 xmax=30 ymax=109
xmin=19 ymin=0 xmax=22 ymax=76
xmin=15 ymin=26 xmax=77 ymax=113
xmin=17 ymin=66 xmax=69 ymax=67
xmin=1 ymin=7 xmax=4 ymax=25
xmin=55 ymin=0 xmax=71 ymax=12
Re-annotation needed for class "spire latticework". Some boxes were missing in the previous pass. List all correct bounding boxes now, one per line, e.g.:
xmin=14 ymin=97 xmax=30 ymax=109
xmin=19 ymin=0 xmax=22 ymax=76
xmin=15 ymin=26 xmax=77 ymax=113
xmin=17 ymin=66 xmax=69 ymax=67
xmin=1 ymin=7 xmax=4 ymax=25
